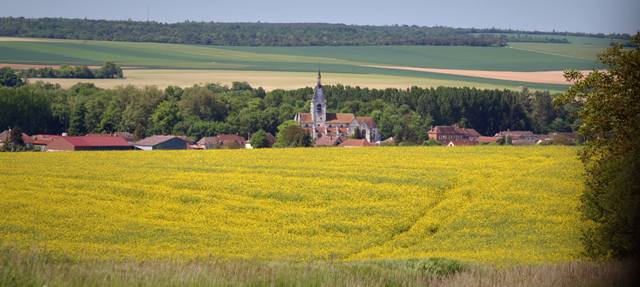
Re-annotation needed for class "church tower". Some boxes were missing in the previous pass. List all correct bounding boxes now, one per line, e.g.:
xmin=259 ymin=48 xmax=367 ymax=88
xmin=310 ymin=70 xmax=326 ymax=124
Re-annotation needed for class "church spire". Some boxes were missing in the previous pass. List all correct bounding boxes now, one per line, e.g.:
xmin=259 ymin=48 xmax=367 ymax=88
xmin=317 ymin=69 xmax=322 ymax=87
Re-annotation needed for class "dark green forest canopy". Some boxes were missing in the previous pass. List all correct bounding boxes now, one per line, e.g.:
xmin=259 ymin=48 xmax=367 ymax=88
xmin=0 ymin=17 xmax=629 ymax=47
xmin=0 ymin=81 xmax=578 ymax=143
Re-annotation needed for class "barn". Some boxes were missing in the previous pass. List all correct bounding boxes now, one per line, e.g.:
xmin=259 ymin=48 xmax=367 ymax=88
xmin=134 ymin=135 xmax=190 ymax=150
xmin=47 ymin=136 xmax=132 ymax=151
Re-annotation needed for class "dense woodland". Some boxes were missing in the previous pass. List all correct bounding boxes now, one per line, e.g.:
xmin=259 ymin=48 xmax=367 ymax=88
xmin=2 ymin=17 xmax=627 ymax=47
xmin=0 ymin=68 xmax=578 ymax=144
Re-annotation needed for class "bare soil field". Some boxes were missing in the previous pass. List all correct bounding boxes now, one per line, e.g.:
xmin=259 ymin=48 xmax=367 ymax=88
xmin=365 ymin=65 xmax=592 ymax=85
xmin=25 ymin=69 xmax=547 ymax=91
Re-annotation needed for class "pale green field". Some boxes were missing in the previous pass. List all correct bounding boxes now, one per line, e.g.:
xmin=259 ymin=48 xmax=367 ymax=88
xmin=0 ymin=36 xmax=604 ymax=91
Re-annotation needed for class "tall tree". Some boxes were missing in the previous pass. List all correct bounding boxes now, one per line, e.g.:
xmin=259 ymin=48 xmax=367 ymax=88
xmin=557 ymin=33 xmax=640 ymax=259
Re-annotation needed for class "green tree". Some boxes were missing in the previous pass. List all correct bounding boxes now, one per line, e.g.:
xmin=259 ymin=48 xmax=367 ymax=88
xmin=150 ymin=100 xmax=182 ymax=135
xmin=97 ymin=62 xmax=123 ymax=78
xmin=0 ymin=67 xmax=23 ymax=87
xmin=557 ymin=33 xmax=640 ymax=259
xmin=250 ymin=129 xmax=271 ymax=148
xmin=274 ymin=120 xmax=311 ymax=147
xmin=179 ymin=86 xmax=227 ymax=121
xmin=67 ymin=102 xmax=86 ymax=135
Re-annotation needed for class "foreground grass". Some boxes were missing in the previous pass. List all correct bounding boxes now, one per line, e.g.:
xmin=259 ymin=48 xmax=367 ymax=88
xmin=1 ymin=247 xmax=636 ymax=287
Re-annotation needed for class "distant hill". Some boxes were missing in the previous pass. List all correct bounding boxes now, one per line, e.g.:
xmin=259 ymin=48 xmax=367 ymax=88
xmin=0 ymin=17 xmax=629 ymax=47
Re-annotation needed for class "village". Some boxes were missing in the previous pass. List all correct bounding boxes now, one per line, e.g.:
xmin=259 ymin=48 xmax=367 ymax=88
xmin=0 ymin=72 xmax=577 ymax=152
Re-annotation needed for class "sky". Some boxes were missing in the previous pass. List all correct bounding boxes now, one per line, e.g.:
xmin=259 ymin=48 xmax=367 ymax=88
xmin=0 ymin=0 xmax=638 ymax=34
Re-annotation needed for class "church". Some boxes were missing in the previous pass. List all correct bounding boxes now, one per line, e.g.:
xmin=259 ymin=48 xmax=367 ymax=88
xmin=294 ymin=72 xmax=380 ymax=142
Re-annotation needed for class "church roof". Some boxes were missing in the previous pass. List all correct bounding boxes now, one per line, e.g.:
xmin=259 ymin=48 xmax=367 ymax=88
xmin=355 ymin=116 xmax=377 ymax=128
xmin=297 ymin=112 xmax=357 ymax=124
xmin=326 ymin=113 xmax=357 ymax=124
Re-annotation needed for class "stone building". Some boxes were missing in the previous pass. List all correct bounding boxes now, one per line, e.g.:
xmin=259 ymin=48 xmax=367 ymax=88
xmin=294 ymin=71 xmax=380 ymax=142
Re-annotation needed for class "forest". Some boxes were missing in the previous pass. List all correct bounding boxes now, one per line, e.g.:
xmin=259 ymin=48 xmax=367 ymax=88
xmin=0 ymin=17 xmax=502 ymax=46
xmin=0 ymin=18 xmax=629 ymax=48
xmin=0 ymin=69 xmax=577 ymax=144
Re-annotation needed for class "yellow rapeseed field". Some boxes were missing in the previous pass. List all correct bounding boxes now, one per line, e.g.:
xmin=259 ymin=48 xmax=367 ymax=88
xmin=0 ymin=146 xmax=584 ymax=264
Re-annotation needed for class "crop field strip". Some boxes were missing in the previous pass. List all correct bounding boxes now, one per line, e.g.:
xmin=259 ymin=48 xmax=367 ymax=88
xmin=0 ymin=36 xmax=605 ymax=91
xmin=0 ymin=146 xmax=584 ymax=265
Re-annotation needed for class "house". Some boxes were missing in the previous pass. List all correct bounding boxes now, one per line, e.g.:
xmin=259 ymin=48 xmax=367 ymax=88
xmin=478 ymin=136 xmax=500 ymax=144
xmin=494 ymin=130 xmax=541 ymax=141
xmin=197 ymin=134 xmax=247 ymax=149
xmin=314 ymin=135 xmax=343 ymax=147
xmin=294 ymin=71 xmax=380 ymax=143
xmin=86 ymin=132 xmax=136 ymax=144
xmin=31 ymin=134 xmax=62 ymax=151
xmin=494 ymin=130 xmax=546 ymax=145
xmin=0 ymin=129 xmax=33 ymax=150
xmin=47 ymin=135 xmax=132 ymax=151
xmin=134 ymin=135 xmax=190 ymax=150
xmin=339 ymin=138 xmax=376 ymax=148
xmin=428 ymin=125 xmax=481 ymax=143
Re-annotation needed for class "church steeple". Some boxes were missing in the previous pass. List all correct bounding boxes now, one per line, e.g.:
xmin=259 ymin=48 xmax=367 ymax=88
xmin=311 ymin=70 xmax=326 ymax=123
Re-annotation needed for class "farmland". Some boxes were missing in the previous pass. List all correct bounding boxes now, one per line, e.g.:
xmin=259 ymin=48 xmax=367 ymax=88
xmin=0 ymin=35 xmax=610 ymax=92
xmin=0 ymin=146 xmax=584 ymax=264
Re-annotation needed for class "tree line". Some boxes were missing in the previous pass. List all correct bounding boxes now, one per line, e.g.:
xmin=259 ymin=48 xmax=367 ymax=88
xmin=0 ymin=75 xmax=578 ymax=145
xmin=16 ymin=62 xmax=123 ymax=79
xmin=0 ymin=17 xmax=501 ymax=47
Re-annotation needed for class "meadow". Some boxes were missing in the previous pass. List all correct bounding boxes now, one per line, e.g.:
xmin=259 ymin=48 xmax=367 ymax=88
xmin=0 ymin=36 xmax=608 ymax=92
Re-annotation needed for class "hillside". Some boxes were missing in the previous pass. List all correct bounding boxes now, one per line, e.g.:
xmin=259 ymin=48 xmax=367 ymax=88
xmin=0 ymin=36 xmax=608 ymax=92
xmin=0 ymin=146 xmax=584 ymax=264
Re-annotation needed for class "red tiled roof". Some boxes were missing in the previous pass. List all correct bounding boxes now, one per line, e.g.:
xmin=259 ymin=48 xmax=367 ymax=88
xmin=458 ymin=128 xmax=481 ymax=137
xmin=479 ymin=136 xmax=499 ymax=143
xmin=356 ymin=116 xmax=377 ymax=128
xmin=340 ymin=139 xmax=376 ymax=147
xmin=86 ymin=132 xmax=136 ymax=142
xmin=57 ymin=136 xmax=130 ymax=147
xmin=326 ymin=113 xmax=356 ymax=124
xmin=297 ymin=113 xmax=312 ymax=122
xmin=429 ymin=126 xmax=458 ymax=135
xmin=31 ymin=134 xmax=61 ymax=145
xmin=429 ymin=126 xmax=481 ymax=139
xmin=297 ymin=112 xmax=357 ymax=124
xmin=315 ymin=136 xmax=342 ymax=146
xmin=198 ymin=134 xmax=246 ymax=146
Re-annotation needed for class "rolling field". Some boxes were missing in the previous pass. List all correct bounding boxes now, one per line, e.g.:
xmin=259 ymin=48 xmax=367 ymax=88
xmin=0 ymin=146 xmax=585 ymax=265
xmin=0 ymin=36 xmax=608 ymax=91
xmin=23 ymin=69 xmax=551 ymax=91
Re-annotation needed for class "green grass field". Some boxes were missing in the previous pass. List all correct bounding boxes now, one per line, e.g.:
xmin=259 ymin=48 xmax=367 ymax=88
xmin=0 ymin=36 xmax=610 ymax=92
